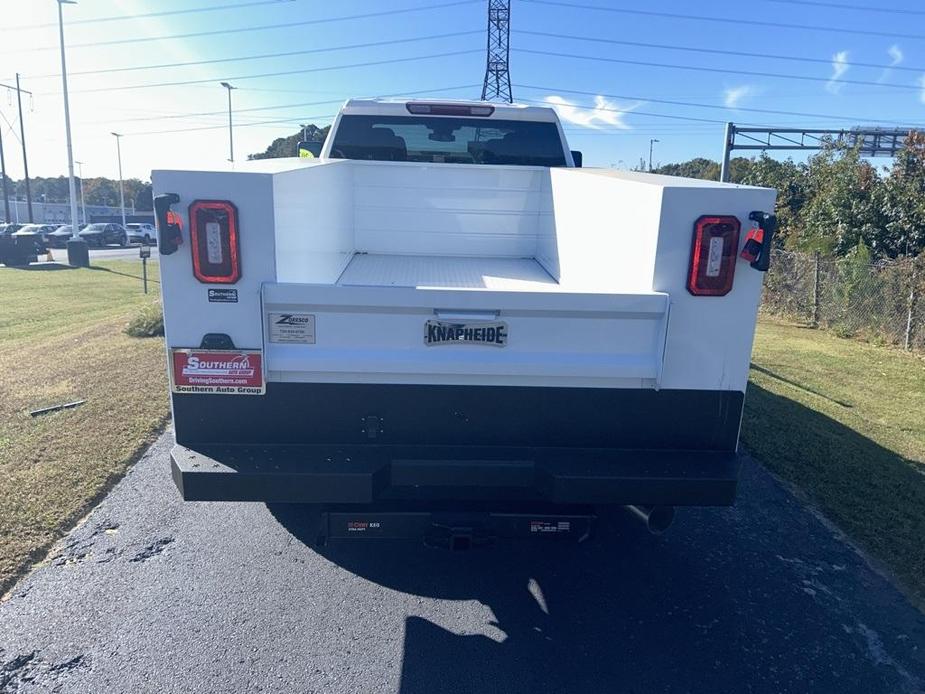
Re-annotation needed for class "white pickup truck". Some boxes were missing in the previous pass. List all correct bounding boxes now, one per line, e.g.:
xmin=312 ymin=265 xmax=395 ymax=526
xmin=153 ymin=98 xmax=776 ymax=544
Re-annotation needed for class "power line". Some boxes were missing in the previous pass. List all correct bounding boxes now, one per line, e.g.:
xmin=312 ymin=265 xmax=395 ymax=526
xmin=762 ymin=0 xmax=925 ymax=15
xmin=515 ymin=48 xmax=924 ymax=92
xmin=27 ymin=31 xmax=482 ymax=80
xmin=81 ymin=84 xmax=482 ymax=126
xmin=515 ymin=84 xmax=925 ymax=126
xmin=122 ymin=85 xmax=481 ymax=136
xmin=518 ymin=98 xmax=729 ymax=125
xmin=45 ymin=50 xmax=482 ymax=95
xmin=518 ymin=30 xmax=925 ymax=75
xmin=129 ymin=114 xmax=333 ymax=137
xmin=0 ymin=111 xmax=22 ymax=145
xmin=1 ymin=0 xmax=298 ymax=31
xmin=517 ymin=0 xmax=925 ymax=41
xmin=6 ymin=0 xmax=482 ymax=54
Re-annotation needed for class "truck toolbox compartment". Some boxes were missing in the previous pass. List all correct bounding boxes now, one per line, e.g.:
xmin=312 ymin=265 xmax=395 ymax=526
xmin=170 ymin=444 xmax=740 ymax=506
xmin=262 ymin=282 xmax=670 ymax=386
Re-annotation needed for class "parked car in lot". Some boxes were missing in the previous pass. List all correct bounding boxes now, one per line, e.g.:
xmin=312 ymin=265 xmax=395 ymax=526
xmin=79 ymin=223 xmax=128 ymax=247
xmin=12 ymin=224 xmax=58 ymax=253
xmin=126 ymin=222 xmax=156 ymax=245
xmin=46 ymin=225 xmax=86 ymax=248
xmin=0 ymin=223 xmax=25 ymax=236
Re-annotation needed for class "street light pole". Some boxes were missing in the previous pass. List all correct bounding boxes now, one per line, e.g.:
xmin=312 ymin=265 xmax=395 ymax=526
xmin=75 ymin=159 xmax=87 ymax=224
xmin=111 ymin=132 xmax=126 ymax=229
xmin=57 ymin=0 xmax=87 ymax=266
xmin=648 ymin=138 xmax=659 ymax=172
xmin=220 ymin=82 xmax=236 ymax=162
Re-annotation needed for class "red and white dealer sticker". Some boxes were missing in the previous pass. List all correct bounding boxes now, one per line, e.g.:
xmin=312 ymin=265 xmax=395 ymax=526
xmin=169 ymin=349 xmax=265 ymax=395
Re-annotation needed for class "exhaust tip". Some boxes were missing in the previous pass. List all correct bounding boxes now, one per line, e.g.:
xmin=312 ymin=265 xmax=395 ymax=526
xmin=625 ymin=505 xmax=675 ymax=535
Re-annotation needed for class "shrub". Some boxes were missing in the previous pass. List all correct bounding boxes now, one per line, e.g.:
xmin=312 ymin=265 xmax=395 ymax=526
xmin=125 ymin=302 xmax=164 ymax=338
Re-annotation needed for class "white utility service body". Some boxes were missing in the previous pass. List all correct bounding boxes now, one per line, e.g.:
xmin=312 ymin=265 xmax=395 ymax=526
xmin=154 ymin=99 xmax=775 ymax=538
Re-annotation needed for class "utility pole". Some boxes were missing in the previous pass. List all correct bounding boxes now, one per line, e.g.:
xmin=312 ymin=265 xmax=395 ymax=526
xmin=15 ymin=74 xmax=33 ymax=222
xmin=481 ymin=0 xmax=512 ymax=103
xmin=648 ymin=138 xmax=659 ymax=172
xmin=0 ymin=78 xmax=35 ymax=222
xmin=0 ymin=124 xmax=9 ymax=222
xmin=221 ymin=82 xmax=236 ymax=162
xmin=57 ymin=0 xmax=87 ymax=267
xmin=111 ymin=132 xmax=126 ymax=229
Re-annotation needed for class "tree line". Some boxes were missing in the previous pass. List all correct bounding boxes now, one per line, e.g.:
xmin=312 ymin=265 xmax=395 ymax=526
xmin=0 ymin=174 xmax=153 ymax=211
xmin=652 ymin=132 xmax=925 ymax=260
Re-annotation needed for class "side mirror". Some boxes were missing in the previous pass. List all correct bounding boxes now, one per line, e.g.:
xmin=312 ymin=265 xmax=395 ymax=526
xmin=570 ymin=150 xmax=583 ymax=168
xmin=297 ymin=141 xmax=323 ymax=159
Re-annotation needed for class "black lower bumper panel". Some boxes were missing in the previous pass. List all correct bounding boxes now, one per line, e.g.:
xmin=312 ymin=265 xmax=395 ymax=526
xmin=171 ymin=444 xmax=740 ymax=506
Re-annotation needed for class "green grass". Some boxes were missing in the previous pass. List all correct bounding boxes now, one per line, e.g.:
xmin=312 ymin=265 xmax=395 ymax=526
xmin=0 ymin=260 xmax=168 ymax=596
xmin=744 ymin=319 xmax=925 ymax=607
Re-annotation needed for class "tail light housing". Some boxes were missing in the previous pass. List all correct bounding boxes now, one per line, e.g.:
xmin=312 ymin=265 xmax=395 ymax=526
xmin=687 ymin=215 xmax=740 ymax=296
xmin=189 ymin=200 xmax=240 ymax=284
xmin=406 ymin=102 xmax=495 ymax=117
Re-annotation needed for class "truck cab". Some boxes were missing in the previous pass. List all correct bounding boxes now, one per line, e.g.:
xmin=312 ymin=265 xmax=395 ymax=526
xmin=317 ymin=98 xmax=579 ymax=168
xmin=153 ymin=98 xmax=776 ymax=542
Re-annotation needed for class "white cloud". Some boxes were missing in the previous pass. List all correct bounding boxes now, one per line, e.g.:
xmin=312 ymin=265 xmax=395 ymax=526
xmin=723 ymin=85 xmax=754 ymax=109
xmin=888 ymin=44 xmax=904 ymax=66
xmin=543 ymin=94 xmax=641 ymax=129
xmin=826 ymin=51 xmax=850 ymax=93
xmin=879 ymin=44 xmax=904 ymax=82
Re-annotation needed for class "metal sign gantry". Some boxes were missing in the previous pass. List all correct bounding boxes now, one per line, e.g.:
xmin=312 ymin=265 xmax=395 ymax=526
xmin=720 ymin=123 xmax=913 ymax=181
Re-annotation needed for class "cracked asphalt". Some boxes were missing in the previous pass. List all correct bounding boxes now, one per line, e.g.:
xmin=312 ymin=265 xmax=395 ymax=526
xmin=1 ymin=430 xmax=924 ymax=694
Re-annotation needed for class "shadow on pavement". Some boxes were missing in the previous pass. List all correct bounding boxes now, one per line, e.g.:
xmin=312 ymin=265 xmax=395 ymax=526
xmin=268 ymin=492 xmax=924 ymax=694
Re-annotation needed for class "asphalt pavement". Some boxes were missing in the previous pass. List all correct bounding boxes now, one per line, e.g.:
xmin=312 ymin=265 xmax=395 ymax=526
xmin=1 ymin=431 xmax=924 ymax=694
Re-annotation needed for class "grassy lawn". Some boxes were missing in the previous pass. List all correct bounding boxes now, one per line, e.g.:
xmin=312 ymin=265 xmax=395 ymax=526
xmin=0 ymin=260 xmax=168 ymax=596
xmin=744 ymin=319 xmax=925 ymax=607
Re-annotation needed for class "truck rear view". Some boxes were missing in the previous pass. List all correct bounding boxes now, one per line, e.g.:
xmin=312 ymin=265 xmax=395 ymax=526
xmin=154 ymin=99 xmax=776 ymax=542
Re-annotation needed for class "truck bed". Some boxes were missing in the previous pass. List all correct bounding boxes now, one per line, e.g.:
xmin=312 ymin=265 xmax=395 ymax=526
xmin=337 ymin=253 xmax=562 ymax=292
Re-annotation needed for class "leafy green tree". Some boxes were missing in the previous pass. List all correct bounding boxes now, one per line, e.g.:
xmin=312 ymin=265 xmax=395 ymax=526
xmin=83 ymin=177 xmax=121 ymax=207
xmin=249 ymin=125 xmax=330 ymax=160
xmin=653 ymin=157 xmax=721 ymax=180
xmin=878 ymin=130 xmax=925 ymax=258
xmin=742 ymin=155 xmax=808 ymax=249
xmin=799 ymin=144 xmax=884 ymax=256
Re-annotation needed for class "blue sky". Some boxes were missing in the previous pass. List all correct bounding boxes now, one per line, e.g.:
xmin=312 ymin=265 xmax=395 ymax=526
xmin=1 ymin=0 xmax=924 ymax=180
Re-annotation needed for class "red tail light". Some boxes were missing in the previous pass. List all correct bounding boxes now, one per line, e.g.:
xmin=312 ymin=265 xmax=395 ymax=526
xmin=687 ymin=215 xmax=740 ymax=296
xmin=189 ymin=200 xmax=240 ymax=284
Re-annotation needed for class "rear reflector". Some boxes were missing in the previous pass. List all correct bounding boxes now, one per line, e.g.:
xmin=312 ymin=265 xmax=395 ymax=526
xmin=687 ymin=215 xmax=740 ymax=296
xmin=189 ymin=200 xmax=240 ymax=284
xmin=406 ymin=103 xmax=495 ymax=117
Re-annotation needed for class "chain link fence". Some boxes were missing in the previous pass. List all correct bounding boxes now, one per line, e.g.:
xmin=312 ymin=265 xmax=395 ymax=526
xmin=761 ymin=249 xmax=924 ymax=352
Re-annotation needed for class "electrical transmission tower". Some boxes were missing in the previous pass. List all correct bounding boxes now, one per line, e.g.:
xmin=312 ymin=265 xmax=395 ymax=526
xmin=481 ymin=0 xmax=512 ymax=103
